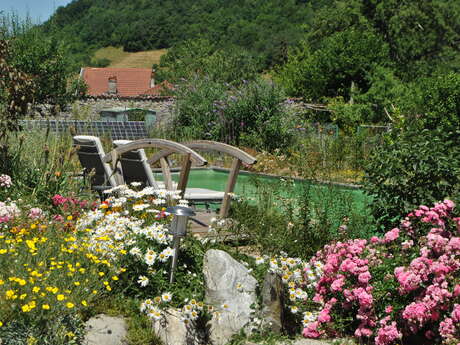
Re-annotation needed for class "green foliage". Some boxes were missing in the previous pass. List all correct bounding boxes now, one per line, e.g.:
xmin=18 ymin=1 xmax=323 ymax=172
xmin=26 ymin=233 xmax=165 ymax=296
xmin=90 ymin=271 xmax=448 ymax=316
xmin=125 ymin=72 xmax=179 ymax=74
xmin=43 ymin=0 xmax=314 ymax=69
xmin=172 ymin=78 xmax=292 ymax=151
xmin=2 ymin=130 xmax=85 ymax=205
xmin=277 ymin=0 xmax=460 ymax=128
xmin=0 ymin=314 xmax=85 ymax=345
xmin=157 ymin=39 xmax=259 ymax=84
xmin=228 ymin=179 xmax=374 ymax=259
xmin=364 ymin=126 xmax=460 ymax=230
xmin=278 ymin=27 xmax=389 ymax=101
xmin=89 ymin=57 xmax=111 ymax=67
xmin=364 ymin=72 xmax=460 ymax=229
xmin=415 ymin=73 xmax=460 ymax=131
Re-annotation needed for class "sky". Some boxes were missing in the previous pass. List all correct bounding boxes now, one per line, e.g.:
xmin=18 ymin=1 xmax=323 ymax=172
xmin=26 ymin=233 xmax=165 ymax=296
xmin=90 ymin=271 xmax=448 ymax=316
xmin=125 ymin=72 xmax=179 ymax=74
xmin=1 ymin=0 xmax=73 ymax=23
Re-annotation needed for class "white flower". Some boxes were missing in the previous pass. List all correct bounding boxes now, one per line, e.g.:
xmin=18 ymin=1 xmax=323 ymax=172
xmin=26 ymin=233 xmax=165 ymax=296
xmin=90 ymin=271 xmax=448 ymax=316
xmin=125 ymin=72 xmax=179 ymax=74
xmin=221 ymin=303 xmax=229 ymax=310
xmin=130 ymin=182 xmax=142 ymax=187
xmin=133 ymin=204 xmax=150 ymax=211
xmin=129 ymin=247 xmax=142 ymax=257
xmin=161 ymin=292 xmax=172 ymax=302
xmin=138 ymin=275 xmax=149 ymax=287
xmin=255 ymin=256 xmax=265 ymax=265
xmin=290 ymin=306 xmax=299 ymax=314
xmin=147 ymin=307 xmax=162 ymax=320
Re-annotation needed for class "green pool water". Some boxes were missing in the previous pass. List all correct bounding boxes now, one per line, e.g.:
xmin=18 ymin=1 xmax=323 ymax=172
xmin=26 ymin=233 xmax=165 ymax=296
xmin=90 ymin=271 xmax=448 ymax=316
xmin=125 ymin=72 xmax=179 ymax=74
xmin=154 ymin=168 xmax=370 ymax=211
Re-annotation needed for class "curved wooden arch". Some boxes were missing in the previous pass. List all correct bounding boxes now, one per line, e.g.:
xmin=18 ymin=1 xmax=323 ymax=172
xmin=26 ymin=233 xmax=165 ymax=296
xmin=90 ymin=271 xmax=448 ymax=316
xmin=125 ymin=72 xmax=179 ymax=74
xmin=147 ymin=140 xmax=256 ymax=219
xmin=147 ymin=140 xmax=257 ymax=166
xmin=102 ymin=139 xmax=207 ymax=166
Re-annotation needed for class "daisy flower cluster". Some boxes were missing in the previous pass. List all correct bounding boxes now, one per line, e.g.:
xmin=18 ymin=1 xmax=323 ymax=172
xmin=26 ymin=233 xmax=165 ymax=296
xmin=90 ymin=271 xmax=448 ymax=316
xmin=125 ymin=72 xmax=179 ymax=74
xmin=255 ymin=254 xmax=322 ymax=328
xmin=77 ymin=184 xmax=209 ymax=322
xmin=140 ymin=295 xmax=213 ymax=324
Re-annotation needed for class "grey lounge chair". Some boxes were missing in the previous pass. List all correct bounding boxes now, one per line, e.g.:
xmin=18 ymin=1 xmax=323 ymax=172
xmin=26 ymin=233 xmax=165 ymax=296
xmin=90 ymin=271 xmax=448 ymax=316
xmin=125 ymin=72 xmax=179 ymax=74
xmin=73 ymin=135 xmax=120 ymax=194
xmin=113 ymin=139 xmax=159 ymax=189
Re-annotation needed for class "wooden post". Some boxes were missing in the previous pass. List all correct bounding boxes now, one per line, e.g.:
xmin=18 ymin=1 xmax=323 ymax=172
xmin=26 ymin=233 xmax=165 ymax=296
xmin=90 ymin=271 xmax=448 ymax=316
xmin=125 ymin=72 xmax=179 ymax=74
xmin=160 ymin=157 xmax=173 ymax=191
xmin=110 ymin=150 xmax=123 ymax=185
xmin=219 ymin=158 xmax=241 ymax=218
xmin=177 ymin=153 xmax=192 ymax=199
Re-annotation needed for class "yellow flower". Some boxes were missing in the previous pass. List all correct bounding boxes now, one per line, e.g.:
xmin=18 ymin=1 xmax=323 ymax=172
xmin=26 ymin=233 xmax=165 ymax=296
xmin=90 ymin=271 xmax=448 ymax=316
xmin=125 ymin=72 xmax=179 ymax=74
xmin=67 ymin=215 xmax=73 ymax=221
xmin=5 ymin=290 xmax=16 ymax=299
xmin=74 ymin=282 xmax=80 ymax=286
xmin=42 ymin=304 xmax=50 ymax=310
xmin=57 ymin=294 xmax=65 ymax=301
xmin=21 ymin=304 xmax=31 ymax=312
xmin=0 ymin=321 xmax=3 ymax=327
xmin=66 ymin=302 xmax=74 ymax=309
xmin=81 ymin=300 xmax=88 ymax=307
xmin=111 ymin=276 xmax=119 ymax=281
xmin=32 ymin=286 xmax=40 ymax=293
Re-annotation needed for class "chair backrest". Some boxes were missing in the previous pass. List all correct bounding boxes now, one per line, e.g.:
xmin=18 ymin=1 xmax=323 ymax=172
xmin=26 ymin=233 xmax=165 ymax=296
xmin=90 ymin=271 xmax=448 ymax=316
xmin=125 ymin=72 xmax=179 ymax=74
xmin=73 ymin=135 xmax=118 ymax=189
xmin=113 ymin=139 xmax=159 ymax=189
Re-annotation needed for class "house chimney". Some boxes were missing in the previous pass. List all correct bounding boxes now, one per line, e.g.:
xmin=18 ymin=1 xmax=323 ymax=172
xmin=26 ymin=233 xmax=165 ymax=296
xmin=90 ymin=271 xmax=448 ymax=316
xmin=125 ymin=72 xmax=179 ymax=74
xmin=150 ymin=71 xmax=155 ymax=88
xmin=108 ymin=76 xmax=117 ymax=94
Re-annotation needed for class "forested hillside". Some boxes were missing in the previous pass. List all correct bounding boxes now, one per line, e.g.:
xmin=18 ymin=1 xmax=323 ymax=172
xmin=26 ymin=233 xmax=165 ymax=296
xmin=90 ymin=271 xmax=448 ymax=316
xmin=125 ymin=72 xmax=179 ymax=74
xmin=43 ymin=0 xmax=313 ymax=69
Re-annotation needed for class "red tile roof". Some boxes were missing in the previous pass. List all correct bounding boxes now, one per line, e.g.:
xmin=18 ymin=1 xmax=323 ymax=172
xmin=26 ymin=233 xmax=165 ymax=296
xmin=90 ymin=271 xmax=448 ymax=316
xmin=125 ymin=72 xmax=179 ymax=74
xmin=141 ymin=80 xmax=175 ymax=96
xmin=81 ymin=68 xmax=153 ymax=97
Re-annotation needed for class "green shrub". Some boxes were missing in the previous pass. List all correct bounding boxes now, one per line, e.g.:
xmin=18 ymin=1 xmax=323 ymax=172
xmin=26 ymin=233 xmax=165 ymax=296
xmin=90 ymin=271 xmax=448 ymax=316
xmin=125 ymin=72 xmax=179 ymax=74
xmin=173 ymin=78 xmax=292 ymax=151
xmin=363 ymin=126 xmax=460 ymax=230
xmin=363 ymin=72 xmax=460 ymax=229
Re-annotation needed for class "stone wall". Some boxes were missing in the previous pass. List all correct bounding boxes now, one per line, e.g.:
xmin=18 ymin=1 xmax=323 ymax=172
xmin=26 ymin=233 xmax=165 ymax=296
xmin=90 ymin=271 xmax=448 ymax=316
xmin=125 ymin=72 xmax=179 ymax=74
xmin=66 ymin=97 xmax=175 ymax=127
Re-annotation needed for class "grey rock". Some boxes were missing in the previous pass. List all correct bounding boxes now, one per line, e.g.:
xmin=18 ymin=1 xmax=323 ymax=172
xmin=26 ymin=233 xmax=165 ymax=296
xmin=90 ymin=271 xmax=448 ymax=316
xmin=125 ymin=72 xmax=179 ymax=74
xmin=204 ymin=249 xmax=258 ymax=345
xmin=152 ymin=308 xmax=205 ymax=345
xmin=261 ymin=272 xmax=285 ymax=332
xmin=83 ymin=314 xmax=127 ymax=345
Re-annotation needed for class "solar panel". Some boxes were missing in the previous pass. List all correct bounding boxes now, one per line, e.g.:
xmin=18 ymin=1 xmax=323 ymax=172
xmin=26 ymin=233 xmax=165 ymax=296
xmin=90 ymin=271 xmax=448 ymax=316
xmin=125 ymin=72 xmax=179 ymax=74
xmin=20 ymin=120 xmax=149 ymax=140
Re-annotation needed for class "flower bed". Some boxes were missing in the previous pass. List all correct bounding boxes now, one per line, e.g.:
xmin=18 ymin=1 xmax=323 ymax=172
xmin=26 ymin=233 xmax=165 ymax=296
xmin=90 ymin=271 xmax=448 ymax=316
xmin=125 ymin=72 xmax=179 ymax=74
xmin=302 ymin=200 xmax=460 ymax=344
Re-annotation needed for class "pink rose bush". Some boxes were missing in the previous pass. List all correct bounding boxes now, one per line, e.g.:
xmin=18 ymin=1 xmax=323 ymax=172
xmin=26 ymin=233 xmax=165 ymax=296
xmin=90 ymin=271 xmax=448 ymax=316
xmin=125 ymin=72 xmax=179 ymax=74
xmin=303 ymin=200 xmax=460 ymax=344
xmin=51 ymin=194 xmax=97 ymax=220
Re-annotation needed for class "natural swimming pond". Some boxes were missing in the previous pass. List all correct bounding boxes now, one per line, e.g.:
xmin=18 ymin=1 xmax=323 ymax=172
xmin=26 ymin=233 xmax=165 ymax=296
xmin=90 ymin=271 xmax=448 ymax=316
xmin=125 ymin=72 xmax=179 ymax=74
xmin=154 ymin=168 xmax=371 ymax=211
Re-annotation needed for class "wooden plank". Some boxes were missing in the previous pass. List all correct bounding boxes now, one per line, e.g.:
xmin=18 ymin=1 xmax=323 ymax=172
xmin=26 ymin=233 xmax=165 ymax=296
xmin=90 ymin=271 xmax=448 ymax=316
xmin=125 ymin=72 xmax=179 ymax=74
xmin=177 ymin=153 xmax=192 ymax=198
xmin=219 ymin=158 xmax=241 ymax=218
xmin=160 ymin=157 xmax=173 ymax=191
xmin=102 ymin=138 xmax=207 ymax=166
xmin=148 ymin=140 xmax=257 ymax=166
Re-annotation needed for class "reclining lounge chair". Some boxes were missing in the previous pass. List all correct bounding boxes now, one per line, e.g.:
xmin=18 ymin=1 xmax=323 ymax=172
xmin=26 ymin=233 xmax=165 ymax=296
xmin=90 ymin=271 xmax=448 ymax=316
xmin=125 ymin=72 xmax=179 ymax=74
xmin=73 ymin=135 xmax=120 ymax=194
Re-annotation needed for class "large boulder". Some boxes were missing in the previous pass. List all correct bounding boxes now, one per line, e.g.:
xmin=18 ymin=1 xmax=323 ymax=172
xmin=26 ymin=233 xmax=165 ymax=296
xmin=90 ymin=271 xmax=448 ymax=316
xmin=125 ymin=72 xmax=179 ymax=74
xmin=83 ymin=314 xmax=127 ymax=345
xmin=261 ymin=271 xmax=285 ymax=332
xmin=203 ymin=249 xmax=258 ymax=345
xmin=152 ymin=308 xmax=205 ymax=345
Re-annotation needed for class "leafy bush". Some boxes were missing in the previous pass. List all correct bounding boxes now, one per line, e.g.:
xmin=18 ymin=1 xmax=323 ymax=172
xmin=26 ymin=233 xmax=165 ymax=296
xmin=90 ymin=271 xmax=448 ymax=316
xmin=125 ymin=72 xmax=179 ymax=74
xmin=173 ymin=78 xmax=293 ymax=151
xmin=364 ymin=126 xmax=460 ymax=230
xmin=364 ymin=73 xmax=460 ymax=229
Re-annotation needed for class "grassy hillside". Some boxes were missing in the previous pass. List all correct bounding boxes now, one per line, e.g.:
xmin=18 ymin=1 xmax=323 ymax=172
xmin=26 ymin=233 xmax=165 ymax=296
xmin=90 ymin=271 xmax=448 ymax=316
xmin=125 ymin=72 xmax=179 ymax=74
xmin=91 ymin=47 xmax=167 ymax=69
